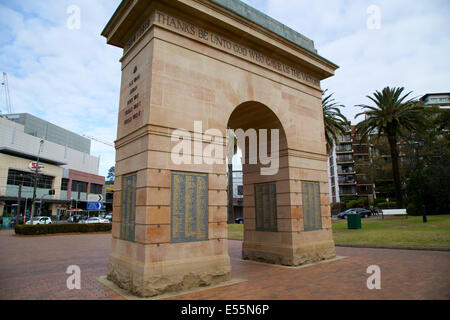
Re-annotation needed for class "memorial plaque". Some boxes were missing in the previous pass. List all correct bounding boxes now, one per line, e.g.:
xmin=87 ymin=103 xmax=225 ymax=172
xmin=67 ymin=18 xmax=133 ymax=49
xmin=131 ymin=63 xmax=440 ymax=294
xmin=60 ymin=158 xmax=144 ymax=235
xmin=254 ymin=182 xmax=277 ymax=232
xmin=171 ymin=171 xmax=209 ymax=243
xmin=120 ymin=174 xmax=137 ymax=242
xmin=302 ymin=181 xmax=322 ymax=231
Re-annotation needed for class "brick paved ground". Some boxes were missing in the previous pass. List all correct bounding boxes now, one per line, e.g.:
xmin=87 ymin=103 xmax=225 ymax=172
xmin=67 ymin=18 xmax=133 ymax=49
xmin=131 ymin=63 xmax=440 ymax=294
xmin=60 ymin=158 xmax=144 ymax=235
xmin=0 ymin=230 xmax=449 ymax=300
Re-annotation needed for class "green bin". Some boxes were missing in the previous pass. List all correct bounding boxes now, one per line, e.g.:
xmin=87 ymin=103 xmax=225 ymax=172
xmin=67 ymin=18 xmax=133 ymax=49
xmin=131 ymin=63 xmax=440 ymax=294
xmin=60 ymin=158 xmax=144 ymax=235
xmin=347 ymin=213 xmax=361 ymax=229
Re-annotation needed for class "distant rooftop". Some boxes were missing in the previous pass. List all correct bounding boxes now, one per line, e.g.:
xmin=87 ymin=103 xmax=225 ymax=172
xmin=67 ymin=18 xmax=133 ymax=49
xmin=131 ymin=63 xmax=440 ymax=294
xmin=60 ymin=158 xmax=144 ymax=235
xmin=211 ymin=0 xmax=317 ymax=53
xmin=421 ymin=93 xmax=450 ymax=108
xmin=1 ymin=113 xmax=91 ymax=154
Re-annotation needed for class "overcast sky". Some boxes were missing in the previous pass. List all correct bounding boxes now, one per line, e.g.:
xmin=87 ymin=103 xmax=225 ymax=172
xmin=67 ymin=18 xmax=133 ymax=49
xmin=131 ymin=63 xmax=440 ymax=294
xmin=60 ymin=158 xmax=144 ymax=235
xmin=1 ymin=0 xmax=449 ymax=176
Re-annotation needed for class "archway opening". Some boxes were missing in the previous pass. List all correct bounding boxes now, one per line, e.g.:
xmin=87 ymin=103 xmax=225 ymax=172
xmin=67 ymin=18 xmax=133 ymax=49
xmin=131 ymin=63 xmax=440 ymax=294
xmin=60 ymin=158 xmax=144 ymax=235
xmin=226 ymin=101 xmax=291 ymax=264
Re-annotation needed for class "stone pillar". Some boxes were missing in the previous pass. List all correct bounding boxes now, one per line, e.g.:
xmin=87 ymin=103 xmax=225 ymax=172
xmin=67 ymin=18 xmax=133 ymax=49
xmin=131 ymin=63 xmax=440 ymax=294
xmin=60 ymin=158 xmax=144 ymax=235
xmin=0 ymin=202 xmax=4 ymax=217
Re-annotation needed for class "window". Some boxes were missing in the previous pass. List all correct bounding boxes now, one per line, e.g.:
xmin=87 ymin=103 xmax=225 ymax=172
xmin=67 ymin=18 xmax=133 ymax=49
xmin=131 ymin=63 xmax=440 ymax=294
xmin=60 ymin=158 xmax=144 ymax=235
xmin=7 ymin=169 xmax=53 ymax=189
xmin=360 ymin=185 xmax=369 ymax=192
xmin=90 ymin=183 xmax=103 ymax=194
xmin=237 ymin=185 xmax=243 ymax=196
xmin=61 ymin=178 xmax=69 ymax=191
xmin=71 ymin=180 xmax=88 ymax=192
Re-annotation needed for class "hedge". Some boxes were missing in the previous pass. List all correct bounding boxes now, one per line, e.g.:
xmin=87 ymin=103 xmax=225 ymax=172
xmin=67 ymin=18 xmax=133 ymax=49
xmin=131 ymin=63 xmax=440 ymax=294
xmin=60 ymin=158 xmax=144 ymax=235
xmin=376 ymin=201 xmax=397 ymax=208
xmin=15 ymin=223 xmax=112 ymax=235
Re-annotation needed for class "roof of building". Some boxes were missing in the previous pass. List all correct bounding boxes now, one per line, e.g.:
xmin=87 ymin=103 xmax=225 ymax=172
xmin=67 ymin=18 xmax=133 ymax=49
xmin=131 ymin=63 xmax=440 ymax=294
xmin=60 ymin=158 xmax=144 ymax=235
xmin=420 ymin=93 xmax=450 ymax=101
xmin=2 ymin=113 xmax=91 ymax=154
xmin=0 ymin=147 xmax=67 ymax=166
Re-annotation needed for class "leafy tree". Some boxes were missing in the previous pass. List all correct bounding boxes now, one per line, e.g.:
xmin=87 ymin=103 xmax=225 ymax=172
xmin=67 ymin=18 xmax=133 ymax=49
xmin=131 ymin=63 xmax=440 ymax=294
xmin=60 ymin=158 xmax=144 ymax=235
xmin=405 ymin=107 xmax=450 ymax=215
xmin=106 ymin=166 xmax=115 ymax=184
xmin=322 ymin=89 xmax=348 ymax=153
xmin=355 ymin=87 xmax=425 ymax=208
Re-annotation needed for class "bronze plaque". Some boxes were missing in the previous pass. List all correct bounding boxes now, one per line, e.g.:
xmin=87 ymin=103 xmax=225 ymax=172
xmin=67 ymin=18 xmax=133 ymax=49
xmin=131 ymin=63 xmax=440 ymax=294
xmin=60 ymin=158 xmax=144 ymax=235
xmin=171 ymin=171 xmax=209 ymax=243
xmin=120 ymin=174 xmax=137 ymax=242
xmin=254 ymin=182 xmax=277 ymax=232
xmin=302 ymin=181 xmax=322 ymax=231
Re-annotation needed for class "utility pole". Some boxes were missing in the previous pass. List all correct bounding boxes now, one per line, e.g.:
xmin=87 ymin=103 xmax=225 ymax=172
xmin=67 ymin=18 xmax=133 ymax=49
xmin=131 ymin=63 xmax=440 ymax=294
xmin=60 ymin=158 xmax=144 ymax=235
xmin=1 ymin=72 xmax=13 ymax=114
xmin=16 ymin=174 xmax=23 ymax=225
xmin=408 ymin=135 xmax=427 ymax=223
xmin=76 ymin=182 xmax=79 ymax=210
xmin=30 ymin=139 xmax=44 ymax=223
xmin=416 ymin=138 xmax=427 ymax=223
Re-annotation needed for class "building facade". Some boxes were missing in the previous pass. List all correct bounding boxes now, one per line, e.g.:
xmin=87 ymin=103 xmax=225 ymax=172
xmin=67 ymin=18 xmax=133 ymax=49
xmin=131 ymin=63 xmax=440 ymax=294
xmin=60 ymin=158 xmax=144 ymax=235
xmin=328 ymin=125 xmax=375 ymax=203
xmin=0 ymin=114 xmax=105 ymax=218
xmin=421 ymin=93 xmax=450 ymax=109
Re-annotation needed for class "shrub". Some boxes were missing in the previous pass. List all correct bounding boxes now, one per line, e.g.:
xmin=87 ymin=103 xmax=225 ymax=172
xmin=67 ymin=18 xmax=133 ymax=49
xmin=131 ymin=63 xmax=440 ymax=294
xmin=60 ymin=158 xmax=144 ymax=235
xmin=346 ymin=197 xmax=369 ymax=209
xmin=407 ymin=203 xmax=421 ymax=216
xmin=331 ymin=202 xmax=345 ymax=215
xmin=376 ymin=201 xmax=397 ymax=208
xmin=15 ymin=223 xmax=112 ymax=235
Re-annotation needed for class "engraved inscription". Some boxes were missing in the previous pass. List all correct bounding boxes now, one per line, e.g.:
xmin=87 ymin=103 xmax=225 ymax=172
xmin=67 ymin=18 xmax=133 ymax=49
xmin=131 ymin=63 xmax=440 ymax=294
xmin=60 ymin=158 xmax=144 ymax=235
xmin=124 ymin=18 xmax=151 ymax=52
xmin=153 ymin=10 xmax=320 ymax=87
xmin=123 ymin=69 xmax=142 ymax=126
xmin=171 ymin=171 xmax=209 ymax=243
xmin=254 ymin=182 xmax=277 ymax=232
xmin=302 ymin=181 xmax=322 ymax=231
xmin=120 ymin=174 xmax=137 ymax=242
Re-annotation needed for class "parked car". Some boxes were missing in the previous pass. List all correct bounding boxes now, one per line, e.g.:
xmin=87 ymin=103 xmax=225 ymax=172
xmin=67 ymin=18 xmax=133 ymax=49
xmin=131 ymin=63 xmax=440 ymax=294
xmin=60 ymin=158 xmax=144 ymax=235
xmin=84 ymin=217 xmax=110 ymax=224
xmin=26 ymin=216 xmax=52 ymax=225
xmin=235 ymin=217 xmax=244 ymax=224
xmin=105 ymin=214 xmax=113 ymax=222
xmin=337 ymin=208 xmax=372 ymax=219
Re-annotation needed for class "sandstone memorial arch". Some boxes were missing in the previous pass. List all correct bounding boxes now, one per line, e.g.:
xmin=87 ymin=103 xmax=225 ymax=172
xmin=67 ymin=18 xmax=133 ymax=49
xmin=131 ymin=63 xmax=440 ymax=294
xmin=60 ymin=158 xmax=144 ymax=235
xmin=102 ymin=0 xmax=339 ymax=297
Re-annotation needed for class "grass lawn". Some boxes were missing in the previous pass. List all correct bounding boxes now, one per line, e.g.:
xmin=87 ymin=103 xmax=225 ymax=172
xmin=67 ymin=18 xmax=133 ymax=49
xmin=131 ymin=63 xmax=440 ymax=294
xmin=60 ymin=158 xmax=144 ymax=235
xmin=227 ymin=215 xmax=450 ymax=248
xmin=228 ymin=223 xmax=245 ymax=240
xmin=332 ymin=215 xmax=450 ymax=247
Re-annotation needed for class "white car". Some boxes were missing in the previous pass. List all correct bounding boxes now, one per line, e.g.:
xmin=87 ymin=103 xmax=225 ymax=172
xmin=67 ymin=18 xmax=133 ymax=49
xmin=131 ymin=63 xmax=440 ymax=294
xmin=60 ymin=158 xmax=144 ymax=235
xmin=84 ymin=217 xmax=110 ymax=224
xmin=26 ymin=216 xmax=52 ymax=225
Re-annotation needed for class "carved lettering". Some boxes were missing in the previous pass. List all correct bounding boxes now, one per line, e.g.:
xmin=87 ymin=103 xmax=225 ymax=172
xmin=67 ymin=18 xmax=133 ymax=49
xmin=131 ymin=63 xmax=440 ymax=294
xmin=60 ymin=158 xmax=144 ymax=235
xmin=128 ymin=10 xmax=320 ymax=88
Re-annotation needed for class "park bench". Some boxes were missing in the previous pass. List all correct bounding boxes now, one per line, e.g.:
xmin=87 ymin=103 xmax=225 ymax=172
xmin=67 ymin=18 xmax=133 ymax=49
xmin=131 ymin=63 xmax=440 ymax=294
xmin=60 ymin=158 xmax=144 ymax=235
xmin=381 ymin=209 xmax=408 ymax=219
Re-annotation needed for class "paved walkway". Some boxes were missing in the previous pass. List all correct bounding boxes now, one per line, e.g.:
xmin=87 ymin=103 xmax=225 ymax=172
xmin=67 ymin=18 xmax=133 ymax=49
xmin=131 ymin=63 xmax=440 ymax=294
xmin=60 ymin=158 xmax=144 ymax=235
xmin=0 ymin=230 xmax=449 ymax=300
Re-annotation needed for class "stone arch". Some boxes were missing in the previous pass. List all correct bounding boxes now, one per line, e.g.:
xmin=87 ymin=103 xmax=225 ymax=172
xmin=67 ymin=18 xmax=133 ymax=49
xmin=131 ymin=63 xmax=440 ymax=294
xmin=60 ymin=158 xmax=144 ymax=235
xmin=103 ymin=0 xmax=338 ymax=298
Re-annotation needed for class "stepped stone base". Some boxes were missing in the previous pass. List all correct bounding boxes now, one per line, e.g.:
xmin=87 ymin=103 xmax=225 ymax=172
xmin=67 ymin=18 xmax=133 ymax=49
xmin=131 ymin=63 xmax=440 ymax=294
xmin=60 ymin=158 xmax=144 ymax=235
xmin=243 ymin=240 xmax=336 ymax=266
xmin=107 ymin=255 xmax=231 ymax=297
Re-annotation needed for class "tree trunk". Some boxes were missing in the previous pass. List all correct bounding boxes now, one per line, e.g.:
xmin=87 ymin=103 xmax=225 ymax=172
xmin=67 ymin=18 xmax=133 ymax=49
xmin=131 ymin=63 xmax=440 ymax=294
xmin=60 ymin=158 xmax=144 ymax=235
xmin=387 ymin=135 xmax=404 ymax=208
xmin=227 ymin=163 xmax=234 ymax=224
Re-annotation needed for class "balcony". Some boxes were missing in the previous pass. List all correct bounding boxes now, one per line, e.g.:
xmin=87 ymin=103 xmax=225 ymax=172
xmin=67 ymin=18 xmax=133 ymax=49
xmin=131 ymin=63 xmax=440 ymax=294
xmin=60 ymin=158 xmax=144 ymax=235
xmin=336 ymin=155 xmax=354 ymax=164
xmin=339 ymin=181 xmax=357 ymax=186
xmin=339 ymin=186 xmax=357 ymax=195
xmin=336 ymin=148 xmax=354 ymax=154
xmin=338 ymin=177 xmax=357 ymax=185
xmin=338 ymin=168 xmax=355 ymax=174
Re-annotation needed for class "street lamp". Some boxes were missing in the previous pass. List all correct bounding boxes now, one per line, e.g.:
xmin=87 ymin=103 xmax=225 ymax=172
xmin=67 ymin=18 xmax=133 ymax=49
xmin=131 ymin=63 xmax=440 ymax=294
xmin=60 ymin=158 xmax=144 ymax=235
xmin=30 ymin=139 xmax=44 ymax=223
xmin=408 ymin=135 xmax=427 ymax=223
xmin=16 ymin=174 xmax=24 ymax=225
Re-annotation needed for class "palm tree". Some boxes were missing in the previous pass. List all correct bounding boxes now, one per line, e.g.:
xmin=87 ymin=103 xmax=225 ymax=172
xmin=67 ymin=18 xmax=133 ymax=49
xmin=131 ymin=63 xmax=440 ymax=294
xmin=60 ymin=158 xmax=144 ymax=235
xmin=355 ymin=87 xmax=425 ymax=208
xmin=322 ymin=89 xmax=349 ymax=153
